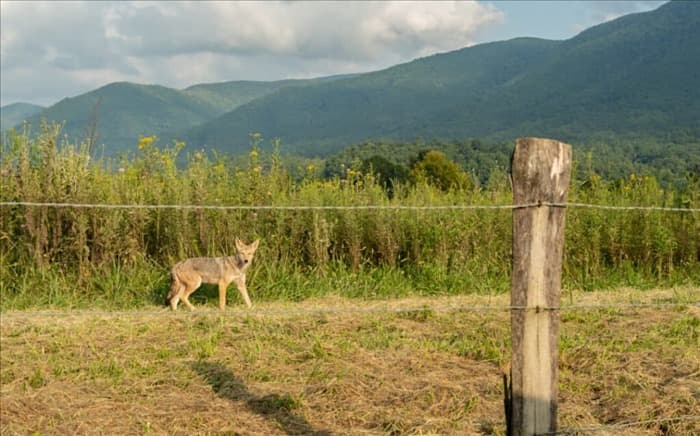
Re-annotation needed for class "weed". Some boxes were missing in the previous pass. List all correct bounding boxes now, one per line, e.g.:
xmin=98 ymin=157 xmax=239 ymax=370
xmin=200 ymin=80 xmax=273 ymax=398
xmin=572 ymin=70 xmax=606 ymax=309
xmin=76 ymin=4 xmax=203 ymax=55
xmin=27 ymin=369 xmax=45 ymax=389
xmin=2 ymin=128 xmax=699 ymax=310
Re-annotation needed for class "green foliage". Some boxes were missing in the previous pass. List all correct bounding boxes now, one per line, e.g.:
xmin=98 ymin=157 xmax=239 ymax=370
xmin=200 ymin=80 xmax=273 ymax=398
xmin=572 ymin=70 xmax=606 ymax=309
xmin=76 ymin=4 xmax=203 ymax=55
xmin=325 ymin=137 xmax=700 ymax=191
xmin=1 ymin=127 xmax=698 ymax=310
xmin=359 ymin=155 xmax=410 ymax=198
xmin=410 ymin=150 xmax=471 ymax=191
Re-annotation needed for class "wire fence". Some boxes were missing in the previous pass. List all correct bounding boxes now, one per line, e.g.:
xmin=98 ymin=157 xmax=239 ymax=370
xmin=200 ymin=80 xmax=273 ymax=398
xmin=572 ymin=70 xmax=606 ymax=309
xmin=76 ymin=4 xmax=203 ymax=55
xmin=1 ymin=198 xmax=698 ymax=435
xmin=1 ymin=198 xmax=698 ymax=320
xmin=1 ymin=301 xmax=697 ymax=321
xmin=1 ymin=199 xmax=697 ymax=320
xmin=1 ymin=200 xmax=700 ymax=212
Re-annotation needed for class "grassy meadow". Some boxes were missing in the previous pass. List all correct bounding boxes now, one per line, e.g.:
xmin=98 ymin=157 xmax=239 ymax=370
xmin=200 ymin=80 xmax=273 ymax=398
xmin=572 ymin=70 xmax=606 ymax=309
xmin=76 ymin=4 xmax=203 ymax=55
xmin=1 ymin=127 xmax=699 ymax=310
xmin=1 ymin=127 xmax=699 ymax=434
xmin=1 ymin=289 xmax=698 ymax=435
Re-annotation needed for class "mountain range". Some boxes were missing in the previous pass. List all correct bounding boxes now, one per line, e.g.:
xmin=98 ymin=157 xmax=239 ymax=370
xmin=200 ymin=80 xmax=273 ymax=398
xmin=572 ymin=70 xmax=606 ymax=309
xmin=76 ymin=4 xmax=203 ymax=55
xmin=0 ymin=103 xmax=44 ymax=132
xmin=2 ymin=0 xmax=698 ymax=159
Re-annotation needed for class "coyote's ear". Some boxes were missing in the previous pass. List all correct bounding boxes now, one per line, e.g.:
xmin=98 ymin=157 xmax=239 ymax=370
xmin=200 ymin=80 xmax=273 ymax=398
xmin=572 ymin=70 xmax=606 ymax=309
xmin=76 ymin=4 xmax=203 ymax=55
xmin=235 ymin=238 xmax=243 ymax=250
xmin=252 ymin=239 xmax=260 ymax=250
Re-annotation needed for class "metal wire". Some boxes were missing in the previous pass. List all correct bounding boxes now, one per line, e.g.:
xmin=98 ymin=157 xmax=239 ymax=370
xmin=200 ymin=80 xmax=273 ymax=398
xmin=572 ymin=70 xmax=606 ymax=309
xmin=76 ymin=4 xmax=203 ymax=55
xmin=1 ymin=200 xmax=699 ymax=212
xmin=0 ymin=201 xmax=533 ymax=210
xmin=550 ymin=201 xmax=700 ymax=212
xmin=1 ymin=301 xmax=696 ymax=321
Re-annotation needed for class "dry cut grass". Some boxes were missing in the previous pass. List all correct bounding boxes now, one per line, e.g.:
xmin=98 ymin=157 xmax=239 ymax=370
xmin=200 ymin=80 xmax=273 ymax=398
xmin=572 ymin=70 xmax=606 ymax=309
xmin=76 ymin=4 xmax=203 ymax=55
xmin=1 ymin=287 xmax=698 ymax=435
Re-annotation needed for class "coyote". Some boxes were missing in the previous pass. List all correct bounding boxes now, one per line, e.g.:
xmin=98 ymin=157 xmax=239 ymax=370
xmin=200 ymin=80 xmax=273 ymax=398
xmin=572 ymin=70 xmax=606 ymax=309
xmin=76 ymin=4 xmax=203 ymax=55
xmin=166 ymin=238 xmax=260 ymax=310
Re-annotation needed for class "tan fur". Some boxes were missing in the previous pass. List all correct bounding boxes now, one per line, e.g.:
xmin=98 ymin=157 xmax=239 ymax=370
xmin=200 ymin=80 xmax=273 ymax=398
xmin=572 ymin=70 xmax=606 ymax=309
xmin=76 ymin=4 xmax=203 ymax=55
xmin=166 ymin=238 xmax=260 ymax=310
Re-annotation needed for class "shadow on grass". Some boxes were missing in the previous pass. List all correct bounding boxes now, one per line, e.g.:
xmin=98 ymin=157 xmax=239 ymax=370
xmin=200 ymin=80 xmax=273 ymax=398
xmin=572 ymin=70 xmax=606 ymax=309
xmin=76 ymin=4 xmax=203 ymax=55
xmin=191 ymin=360 xmax=331 ymax=435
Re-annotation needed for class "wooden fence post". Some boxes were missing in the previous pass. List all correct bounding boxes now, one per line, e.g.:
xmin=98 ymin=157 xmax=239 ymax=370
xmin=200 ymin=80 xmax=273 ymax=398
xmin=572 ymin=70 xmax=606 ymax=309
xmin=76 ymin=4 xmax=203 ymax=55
xmin=508 ymin=137 xmax=572 ymax=435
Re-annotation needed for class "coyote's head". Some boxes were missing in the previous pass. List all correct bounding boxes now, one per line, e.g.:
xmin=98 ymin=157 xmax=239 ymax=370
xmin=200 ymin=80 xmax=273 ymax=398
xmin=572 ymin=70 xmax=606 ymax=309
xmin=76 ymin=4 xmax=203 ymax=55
xmin=235 ymin=238 xmax=260 ymax=267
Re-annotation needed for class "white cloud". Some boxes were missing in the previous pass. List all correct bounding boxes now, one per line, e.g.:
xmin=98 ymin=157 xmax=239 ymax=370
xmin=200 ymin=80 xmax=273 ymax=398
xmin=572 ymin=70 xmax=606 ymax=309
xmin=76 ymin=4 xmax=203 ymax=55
xmin=100 ymin=1 xmax=503 ymax=60
xmin=0 ymin=0 xmax=503 ymax=106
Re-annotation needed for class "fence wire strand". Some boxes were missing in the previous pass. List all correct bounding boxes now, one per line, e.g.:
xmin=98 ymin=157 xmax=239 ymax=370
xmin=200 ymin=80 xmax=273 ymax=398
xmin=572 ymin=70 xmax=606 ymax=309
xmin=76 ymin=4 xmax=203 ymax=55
xmin=1 ymin=200 xmax=699 ymax=212
xmin=1 ymin=301 xmax=696 ymax=321
xmin=0 ymin=201 xmax=530 ymax=210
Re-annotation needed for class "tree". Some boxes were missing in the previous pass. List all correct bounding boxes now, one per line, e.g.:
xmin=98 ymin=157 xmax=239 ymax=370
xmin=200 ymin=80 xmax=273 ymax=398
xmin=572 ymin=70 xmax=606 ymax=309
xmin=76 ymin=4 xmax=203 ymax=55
xmin=411 ymin=150 xmax=471 ymax=191
xmin=360 ymin=155 xmax=410 ymax=198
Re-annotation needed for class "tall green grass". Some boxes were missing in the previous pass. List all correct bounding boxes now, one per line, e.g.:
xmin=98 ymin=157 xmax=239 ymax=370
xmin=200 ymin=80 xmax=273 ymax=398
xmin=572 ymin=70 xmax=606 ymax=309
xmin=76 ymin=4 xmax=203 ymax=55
xmin=1 ymin=126 xmax=698 ymax=309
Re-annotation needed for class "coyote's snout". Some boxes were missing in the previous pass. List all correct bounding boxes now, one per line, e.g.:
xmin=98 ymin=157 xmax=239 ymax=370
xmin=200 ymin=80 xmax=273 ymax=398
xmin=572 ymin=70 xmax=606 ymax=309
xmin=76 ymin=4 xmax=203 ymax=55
xmin=166 ymin=238 xmax=260 ymax=310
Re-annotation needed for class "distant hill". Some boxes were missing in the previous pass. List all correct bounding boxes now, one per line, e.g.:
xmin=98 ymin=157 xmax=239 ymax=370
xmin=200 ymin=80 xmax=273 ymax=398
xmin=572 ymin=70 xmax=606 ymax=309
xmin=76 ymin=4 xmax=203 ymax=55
xmin=9 ymin=76 xmax=352 ymax=155
xmin=181 ymin=74 xmax=357 ymax=115
xmin=183 ymin=37 xmax=559 ymax=155
xmin=1 ymin=103 xmax=44 ymax=132
xmin=184 ymin=0 xmax=700 ymax=157
xmin=19 ymin=82 xmax=222 ymax=152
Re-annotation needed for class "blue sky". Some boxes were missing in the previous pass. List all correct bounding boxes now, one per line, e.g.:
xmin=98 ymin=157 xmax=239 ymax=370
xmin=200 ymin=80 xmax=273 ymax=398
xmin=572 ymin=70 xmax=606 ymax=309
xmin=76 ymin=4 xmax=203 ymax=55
xmin=0 ymin=1 xmax=667 ymax=107
xmin=481 ymin=1 xmax=665 ymax=41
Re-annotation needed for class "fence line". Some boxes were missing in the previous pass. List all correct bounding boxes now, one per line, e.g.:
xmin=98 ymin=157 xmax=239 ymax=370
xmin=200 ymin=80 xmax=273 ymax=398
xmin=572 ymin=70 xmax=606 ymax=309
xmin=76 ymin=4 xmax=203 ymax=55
xmin=0 ymin=201 xmax=535 ymax=210
xmin=1 ymin=301 xmax=696 ymax=321
xmin=2 ymin=205 xmax=698 ymax=431
xmin=554 ymin=201 xmax=700 ymax=212
xmin=1 ymin=200 xmax=699 ymax=212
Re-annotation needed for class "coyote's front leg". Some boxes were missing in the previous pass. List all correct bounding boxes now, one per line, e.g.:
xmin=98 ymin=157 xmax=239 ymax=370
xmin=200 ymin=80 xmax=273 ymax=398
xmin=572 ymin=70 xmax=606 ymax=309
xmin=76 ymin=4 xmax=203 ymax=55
xmin=235 ymin=277 xmax=253 ymax=308
xmin=218 ymin=281 xmax=228 ymax=311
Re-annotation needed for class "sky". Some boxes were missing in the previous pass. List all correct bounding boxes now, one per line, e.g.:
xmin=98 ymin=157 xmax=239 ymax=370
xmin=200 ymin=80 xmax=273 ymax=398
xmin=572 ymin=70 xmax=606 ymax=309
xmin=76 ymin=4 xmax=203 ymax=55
xmin=0 ymin=0 xmax=667 ymax=107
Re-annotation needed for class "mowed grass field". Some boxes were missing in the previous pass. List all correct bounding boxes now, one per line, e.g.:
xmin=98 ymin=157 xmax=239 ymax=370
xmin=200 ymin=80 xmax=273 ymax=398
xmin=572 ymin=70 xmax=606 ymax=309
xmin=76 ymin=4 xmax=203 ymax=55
xmin=1 ymin=287 xmax=698 ymax=435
